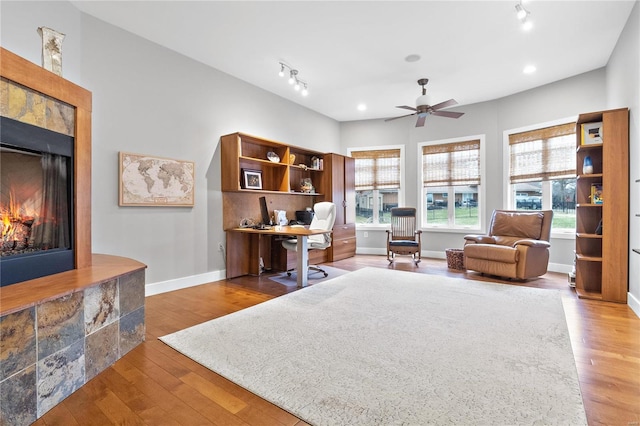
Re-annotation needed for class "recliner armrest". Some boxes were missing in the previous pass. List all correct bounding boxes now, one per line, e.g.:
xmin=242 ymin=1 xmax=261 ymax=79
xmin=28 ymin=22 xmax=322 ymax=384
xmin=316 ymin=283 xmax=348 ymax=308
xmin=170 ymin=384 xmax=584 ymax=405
xmin=464 ymin=235 xmax=495 ymax=244
xmin=514 ymin=239 xmax=551 ymax=248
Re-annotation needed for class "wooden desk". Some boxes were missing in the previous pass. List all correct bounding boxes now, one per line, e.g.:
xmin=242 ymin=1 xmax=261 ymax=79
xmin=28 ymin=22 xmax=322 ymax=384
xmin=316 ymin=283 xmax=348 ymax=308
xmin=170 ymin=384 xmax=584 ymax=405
xmin=225 ymin=226 xmax=331 ymax=288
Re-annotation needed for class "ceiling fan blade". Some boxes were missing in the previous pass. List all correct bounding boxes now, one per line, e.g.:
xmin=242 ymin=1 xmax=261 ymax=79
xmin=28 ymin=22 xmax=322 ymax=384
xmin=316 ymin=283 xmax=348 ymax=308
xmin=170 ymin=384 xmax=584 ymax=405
xmin=385 ymin=112 xmax=417 ymax=122
xmin=415 ymin=114 xmax=427 ymax=127
xmin=431 ymin=110 xmax=465 ymax=119
xmin=430 ymin=99 xmax=458 ymax=111
xmin=395 ymin=105 xmax=417 ymax=111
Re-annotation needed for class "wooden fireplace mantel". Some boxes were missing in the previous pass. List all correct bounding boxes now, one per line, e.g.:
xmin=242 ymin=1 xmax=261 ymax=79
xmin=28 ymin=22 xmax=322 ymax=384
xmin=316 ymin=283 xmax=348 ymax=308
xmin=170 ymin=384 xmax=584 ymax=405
xmin=0 ymin=46 xmax=92 ymax=270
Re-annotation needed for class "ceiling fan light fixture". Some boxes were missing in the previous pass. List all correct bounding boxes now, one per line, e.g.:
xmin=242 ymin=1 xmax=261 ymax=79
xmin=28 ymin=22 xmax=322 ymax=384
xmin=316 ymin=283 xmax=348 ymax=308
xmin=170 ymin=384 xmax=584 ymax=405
xmin=386 ymin=77 xmax=465 ymax=126
xmin=416 ymin=94 xmax=430 ymax=107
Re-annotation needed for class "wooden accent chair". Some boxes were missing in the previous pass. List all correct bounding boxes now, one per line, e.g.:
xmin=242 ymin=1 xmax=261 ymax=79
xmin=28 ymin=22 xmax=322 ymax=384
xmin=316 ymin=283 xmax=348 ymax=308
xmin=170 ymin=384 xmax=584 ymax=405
xmin=463 ymin=209 xmax=553 ymax=280
xmin=282 ymin=202 xmax=336 ymax=277
xmin=386 ymin=207 xmax=422 ymax=265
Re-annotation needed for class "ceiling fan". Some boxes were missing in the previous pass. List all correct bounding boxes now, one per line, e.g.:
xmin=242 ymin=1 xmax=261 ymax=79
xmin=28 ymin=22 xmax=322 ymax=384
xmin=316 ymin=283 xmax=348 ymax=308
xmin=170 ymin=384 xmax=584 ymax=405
xmin=386 ymin=78 xmax=464 ymax=127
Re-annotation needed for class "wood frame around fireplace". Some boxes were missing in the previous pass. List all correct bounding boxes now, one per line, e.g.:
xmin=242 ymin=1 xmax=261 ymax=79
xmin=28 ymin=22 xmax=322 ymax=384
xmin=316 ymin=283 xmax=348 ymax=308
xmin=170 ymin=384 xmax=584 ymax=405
xmin=1 ymin=47 xmax=92 ymax=270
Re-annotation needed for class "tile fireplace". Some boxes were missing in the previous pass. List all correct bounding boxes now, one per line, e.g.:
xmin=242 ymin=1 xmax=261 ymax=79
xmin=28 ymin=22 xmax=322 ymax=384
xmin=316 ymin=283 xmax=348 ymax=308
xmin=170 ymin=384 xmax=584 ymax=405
xmin=1 ymin=47 xmax=146 ymax=425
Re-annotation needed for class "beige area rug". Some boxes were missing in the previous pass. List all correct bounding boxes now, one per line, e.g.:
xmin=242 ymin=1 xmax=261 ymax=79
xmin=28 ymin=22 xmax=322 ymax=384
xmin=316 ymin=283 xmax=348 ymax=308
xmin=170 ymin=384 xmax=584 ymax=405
xmin=160 ymin=267 xmax=586 ymax=425
xmin=268 ymin=265 xmax=350 ymax=286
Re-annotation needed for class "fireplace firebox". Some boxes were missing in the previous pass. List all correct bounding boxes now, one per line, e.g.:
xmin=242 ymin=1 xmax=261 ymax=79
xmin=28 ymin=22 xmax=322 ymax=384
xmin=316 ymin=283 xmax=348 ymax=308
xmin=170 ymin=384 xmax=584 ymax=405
xmin=0 ymin=116 xmax=74 ymax=286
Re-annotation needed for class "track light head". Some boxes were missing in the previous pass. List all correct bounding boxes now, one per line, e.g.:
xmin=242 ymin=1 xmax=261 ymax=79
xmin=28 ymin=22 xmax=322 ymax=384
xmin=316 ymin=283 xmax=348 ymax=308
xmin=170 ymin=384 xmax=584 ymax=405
xmin=288 ymin=69 xmax=298 ymax=85
xmin=515 ymin=3 xmax=527 ymax=21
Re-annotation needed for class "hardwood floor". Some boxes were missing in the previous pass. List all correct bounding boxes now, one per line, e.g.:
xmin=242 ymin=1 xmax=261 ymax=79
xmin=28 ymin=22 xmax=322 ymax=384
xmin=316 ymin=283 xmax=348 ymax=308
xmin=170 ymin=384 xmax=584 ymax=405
xmin=35 ymin=255 xmax=640 ymax=425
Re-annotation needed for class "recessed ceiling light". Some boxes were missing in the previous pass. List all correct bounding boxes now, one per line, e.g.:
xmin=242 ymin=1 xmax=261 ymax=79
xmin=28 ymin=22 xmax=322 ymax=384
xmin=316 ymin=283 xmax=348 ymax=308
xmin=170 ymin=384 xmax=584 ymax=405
xmin=523 ymin=65 xmax=537 ymax=74
xmin=357 ymin=103 xmax=367 ymax=111
xmin=405 ymin=54 xmax=421 ymax=63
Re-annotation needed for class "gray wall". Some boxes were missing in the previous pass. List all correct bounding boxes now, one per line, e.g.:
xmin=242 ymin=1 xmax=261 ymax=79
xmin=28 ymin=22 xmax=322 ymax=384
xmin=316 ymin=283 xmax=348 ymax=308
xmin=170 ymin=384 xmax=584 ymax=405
xmin=606 ymin=1 xmax=640 ymax=312
xmin=1 ymin=1 xmax=340 ymax=287
xmin=340 ymin=69 xmax=607 ymax=269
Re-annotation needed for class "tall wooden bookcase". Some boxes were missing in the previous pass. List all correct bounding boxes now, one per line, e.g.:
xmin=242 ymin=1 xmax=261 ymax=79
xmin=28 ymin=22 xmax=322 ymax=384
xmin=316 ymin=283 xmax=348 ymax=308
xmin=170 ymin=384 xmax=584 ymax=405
xmin=575 ymin=108 xmax=629 ymax=303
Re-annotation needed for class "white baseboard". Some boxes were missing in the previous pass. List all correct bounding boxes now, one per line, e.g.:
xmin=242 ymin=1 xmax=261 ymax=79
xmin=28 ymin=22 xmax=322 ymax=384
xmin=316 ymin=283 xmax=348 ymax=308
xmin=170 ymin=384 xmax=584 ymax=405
xmin=628 ymin=292 xmax=640 ymax=319
xmin=355 ymin=247 xmax=572 ymax=273
xmin=547 ymin=262 xmax=572 ymax=274
xmin=145 ymin=270 xmax=226 ymax=297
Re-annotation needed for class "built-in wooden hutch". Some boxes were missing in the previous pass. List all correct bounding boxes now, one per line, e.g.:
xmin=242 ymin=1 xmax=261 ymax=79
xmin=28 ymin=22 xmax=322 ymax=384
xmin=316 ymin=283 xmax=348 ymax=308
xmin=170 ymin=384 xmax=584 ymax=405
xmin=220 ymin=132 xmax=356 ymax=274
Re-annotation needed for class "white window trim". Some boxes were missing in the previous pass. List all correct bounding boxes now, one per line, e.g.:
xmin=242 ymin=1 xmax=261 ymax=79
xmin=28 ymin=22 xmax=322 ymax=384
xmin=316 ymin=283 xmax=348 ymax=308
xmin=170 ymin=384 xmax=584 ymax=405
xmin=502 ymin=116 xmax=577 ymax=240
xmin=347 ymin=144 xmax=405 ymax=227
xmin=417 ymin=134 xmax=486 ymax=232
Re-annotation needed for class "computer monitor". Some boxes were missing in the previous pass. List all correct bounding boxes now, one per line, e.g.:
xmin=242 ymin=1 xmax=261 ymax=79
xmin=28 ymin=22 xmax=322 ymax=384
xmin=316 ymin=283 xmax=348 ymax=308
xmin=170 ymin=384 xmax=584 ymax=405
xmin=259 ymin=196 xmax=271 ymax=226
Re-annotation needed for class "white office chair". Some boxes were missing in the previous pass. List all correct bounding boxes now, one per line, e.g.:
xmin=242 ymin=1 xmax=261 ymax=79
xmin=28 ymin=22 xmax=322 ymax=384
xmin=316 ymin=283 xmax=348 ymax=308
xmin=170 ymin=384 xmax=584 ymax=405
xmin=282 ymin=202 xmax=336 ymax=277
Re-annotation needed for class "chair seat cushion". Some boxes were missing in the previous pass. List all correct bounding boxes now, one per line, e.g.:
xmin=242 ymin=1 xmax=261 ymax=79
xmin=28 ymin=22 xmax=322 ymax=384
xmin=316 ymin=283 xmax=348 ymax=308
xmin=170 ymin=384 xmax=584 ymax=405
xmin=464 ymin=244 xmax=518 ymax=263
xmin=389 ymin=240 xmax=419 ymax=247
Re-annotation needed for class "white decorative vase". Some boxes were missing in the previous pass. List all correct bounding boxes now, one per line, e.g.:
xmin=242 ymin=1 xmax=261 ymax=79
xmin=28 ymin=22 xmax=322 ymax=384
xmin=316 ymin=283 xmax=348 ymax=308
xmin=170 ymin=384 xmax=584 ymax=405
xmin=38 ymin=26 xmax=65 ymax=76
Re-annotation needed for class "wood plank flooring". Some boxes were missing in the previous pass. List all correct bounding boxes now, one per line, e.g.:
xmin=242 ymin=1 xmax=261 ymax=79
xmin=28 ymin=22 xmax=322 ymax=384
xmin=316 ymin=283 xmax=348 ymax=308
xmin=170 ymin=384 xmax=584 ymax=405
xmin=35 ymin=255 xmax=640 ymax=425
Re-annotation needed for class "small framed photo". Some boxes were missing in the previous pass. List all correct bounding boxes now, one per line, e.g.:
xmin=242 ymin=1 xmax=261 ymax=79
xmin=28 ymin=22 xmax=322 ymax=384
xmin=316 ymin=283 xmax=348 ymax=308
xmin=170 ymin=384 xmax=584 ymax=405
xmin=241 ymin=169 xmax=263 ymax=190
xmin=581 ymin=122 xmax=603 ymax=145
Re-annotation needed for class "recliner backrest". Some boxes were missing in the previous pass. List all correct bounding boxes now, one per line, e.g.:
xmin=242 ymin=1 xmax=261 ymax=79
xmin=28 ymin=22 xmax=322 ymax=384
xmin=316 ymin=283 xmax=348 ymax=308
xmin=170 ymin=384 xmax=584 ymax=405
xmin=488 ymin=210 xmax=553 ymax=242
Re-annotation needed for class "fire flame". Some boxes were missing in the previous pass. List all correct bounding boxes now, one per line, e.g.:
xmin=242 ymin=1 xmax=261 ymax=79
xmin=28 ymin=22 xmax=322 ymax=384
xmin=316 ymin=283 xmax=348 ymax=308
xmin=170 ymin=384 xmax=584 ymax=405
xmin=1 ymin=190 xmax=34 ymax=240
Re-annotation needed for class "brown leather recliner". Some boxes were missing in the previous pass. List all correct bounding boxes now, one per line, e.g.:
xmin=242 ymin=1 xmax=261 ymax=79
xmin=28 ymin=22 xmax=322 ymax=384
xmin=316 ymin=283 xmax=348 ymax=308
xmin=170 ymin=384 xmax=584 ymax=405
xmin=463 ymin=209 xmax=553 ymax=280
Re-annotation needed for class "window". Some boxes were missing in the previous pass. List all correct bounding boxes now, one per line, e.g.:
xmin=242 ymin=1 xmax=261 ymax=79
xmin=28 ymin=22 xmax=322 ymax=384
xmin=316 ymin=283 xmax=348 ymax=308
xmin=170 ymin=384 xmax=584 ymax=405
xmin=420 ymin=137 xmax=482 ymax=229
xmin=507 ymin=121 xmax=576 ymax=233
xmin=349 ymin=147 xmax=403 ymax=225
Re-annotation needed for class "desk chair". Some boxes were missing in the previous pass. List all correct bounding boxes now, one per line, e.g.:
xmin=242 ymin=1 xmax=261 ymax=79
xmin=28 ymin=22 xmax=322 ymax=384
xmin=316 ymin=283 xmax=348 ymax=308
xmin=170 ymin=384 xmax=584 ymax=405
xmin=282 ymin=202 xmax=336 ymax=277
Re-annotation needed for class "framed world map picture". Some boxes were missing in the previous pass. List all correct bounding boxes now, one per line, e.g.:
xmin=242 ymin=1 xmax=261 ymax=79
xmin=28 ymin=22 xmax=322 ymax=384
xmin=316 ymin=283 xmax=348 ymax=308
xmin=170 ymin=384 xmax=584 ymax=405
xmin=119 ymin=152 xmax=195 ymax=207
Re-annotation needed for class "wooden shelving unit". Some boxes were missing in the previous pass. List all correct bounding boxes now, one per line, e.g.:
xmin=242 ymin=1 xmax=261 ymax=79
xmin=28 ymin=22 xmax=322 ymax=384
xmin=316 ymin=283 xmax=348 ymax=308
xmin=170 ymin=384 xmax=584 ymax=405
xmin=574 ymin=108 xmax=629 ymax=303
xmin=221 ymin=132 xmax=325 ymax=195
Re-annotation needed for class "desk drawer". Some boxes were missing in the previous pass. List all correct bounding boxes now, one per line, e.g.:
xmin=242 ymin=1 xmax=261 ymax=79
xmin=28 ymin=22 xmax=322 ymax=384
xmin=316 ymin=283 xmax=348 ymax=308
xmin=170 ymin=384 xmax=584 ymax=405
xmin=332 ymin=223 xmax=355 ymax=240
xmin=332 ymin=237 xmax=356 ymax=261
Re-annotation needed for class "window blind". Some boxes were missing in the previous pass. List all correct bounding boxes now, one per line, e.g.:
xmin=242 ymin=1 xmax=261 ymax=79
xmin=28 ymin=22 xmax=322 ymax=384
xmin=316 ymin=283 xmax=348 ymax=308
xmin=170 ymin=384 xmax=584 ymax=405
xmin=351 ymin=149 xmax=401 ymax=190
xmin=509 ymin=123 xmax=576 ymax=183
xmin=422 ymin=139 xmax=480 ymax=187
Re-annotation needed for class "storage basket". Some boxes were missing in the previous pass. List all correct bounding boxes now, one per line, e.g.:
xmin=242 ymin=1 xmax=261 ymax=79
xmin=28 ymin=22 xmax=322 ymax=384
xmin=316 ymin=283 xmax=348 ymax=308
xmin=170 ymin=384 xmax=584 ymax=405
xmin=445 ymin=248 xmax=465 ymax=270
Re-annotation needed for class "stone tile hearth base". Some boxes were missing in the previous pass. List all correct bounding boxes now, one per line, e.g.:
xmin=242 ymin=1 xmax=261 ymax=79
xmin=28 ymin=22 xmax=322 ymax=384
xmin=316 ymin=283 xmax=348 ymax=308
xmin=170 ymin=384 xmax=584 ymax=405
xmin=0 ymin=269 xmax=145 ymax=425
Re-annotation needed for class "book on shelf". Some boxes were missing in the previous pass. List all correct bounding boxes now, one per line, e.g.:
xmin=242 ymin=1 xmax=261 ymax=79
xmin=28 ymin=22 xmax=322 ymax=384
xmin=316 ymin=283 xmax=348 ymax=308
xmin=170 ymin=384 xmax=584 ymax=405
xmin=581 ymin=122 xmax=603 ymax=145
xmin=590 ymin=183 xmax=603 ymax=204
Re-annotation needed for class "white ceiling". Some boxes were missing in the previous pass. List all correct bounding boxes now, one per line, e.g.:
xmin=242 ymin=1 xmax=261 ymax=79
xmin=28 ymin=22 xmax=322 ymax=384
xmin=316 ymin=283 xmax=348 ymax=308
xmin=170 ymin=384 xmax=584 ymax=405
xmin=71 ymin=1 xmax=635 ymax=123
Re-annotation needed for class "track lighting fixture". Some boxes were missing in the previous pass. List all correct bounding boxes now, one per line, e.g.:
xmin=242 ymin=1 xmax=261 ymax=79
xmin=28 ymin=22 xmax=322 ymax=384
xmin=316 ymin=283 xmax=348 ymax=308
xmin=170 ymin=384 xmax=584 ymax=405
xmin=278 ymin=62 xmax=308 ymax=97
xmin=514 ymin=1 xmax=532 ymax=31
